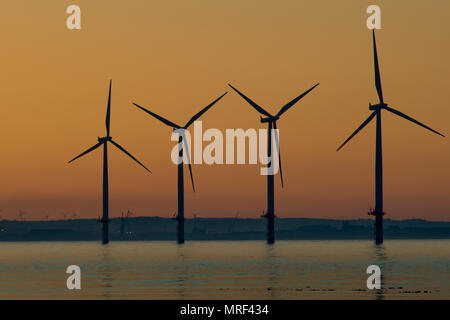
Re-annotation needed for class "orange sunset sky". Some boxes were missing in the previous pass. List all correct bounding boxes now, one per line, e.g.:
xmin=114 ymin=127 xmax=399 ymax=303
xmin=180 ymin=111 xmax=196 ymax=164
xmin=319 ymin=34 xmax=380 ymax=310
xmin=0 ymin=1 xmax=449 ymax=221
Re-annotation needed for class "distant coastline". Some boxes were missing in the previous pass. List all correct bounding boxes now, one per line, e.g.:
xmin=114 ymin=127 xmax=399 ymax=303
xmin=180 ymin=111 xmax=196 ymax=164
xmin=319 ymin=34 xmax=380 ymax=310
xmin=0 ymin=217 xmax=449 ymax=241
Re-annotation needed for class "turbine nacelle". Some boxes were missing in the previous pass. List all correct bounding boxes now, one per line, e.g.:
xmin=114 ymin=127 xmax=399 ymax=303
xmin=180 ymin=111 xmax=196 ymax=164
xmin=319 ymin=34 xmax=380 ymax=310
xmin=369 ymin=102 xmax=387 ymax=111
xmin=98 ymin=136 xmax=112 ymax=143
xmin=260 ymin=115 xmax=279 ymax=123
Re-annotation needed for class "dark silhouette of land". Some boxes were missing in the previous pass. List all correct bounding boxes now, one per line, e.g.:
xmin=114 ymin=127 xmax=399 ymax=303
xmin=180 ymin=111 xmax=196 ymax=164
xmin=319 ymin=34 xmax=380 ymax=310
xmin=336 ymin=30 xmax=445 ymax=245
xmin=0 ymin=217 xmax=448 ymax=241
xmin=228 ymin=82 xmax=319 ymax=244
xmin=132 ymin=92 xmax=227 ymax=244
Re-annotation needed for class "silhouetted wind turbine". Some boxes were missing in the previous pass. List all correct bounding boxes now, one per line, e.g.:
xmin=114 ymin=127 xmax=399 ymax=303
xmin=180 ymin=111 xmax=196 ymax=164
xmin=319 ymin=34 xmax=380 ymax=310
xmin=133 ymin=92 xmax=227 ymax=244
xmin=69 ymin=80 xmax=150 ymax=244
xmin=337 ymin=30 xmax=445 ymax=244
xmin=18 ymin=209 xmax=26 ymax=221
xmin=71 ymin=210 xmax=79 ymax=220
xmin=228 ymin=82 xmax=319 ymax=244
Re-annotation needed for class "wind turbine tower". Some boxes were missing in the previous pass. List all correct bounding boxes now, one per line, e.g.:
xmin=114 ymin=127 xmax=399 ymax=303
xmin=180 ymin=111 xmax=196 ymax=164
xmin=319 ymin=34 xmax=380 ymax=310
xmin=133 ymin=92 xmax=227 ymax=244
xmin=228 ymin=82 xmax=319 ymax=244
xmin=337 ymin=30 xmax=445 ymax=244
xmin=69 ymin=80 xmax=150 ymax=244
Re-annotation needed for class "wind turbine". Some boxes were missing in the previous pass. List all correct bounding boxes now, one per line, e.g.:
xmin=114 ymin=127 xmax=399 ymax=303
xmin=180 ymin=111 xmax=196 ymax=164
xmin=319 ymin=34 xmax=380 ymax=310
xmin=132 ymin=92 xmax=228 ymax=244
xmin=71 ymin=210 xmax=79 ymax=220
xmin=18 ymin=209 xmax=26 ymax=221
xmin=69 ymin=80 xmax=150 ymax=244
xmin=228 ymin=82 xmax=319 ymax=244
xmin=336 ymin=30 xmax=445 ymax=244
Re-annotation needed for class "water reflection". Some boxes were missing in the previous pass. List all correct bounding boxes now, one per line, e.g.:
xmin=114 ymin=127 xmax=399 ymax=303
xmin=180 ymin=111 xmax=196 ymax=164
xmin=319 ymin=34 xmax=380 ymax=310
xmin=175 ymin=245 xmax=187 ymax=299
xmin=1 ymin=241 xmax=448 ymax=299
xmin=373 ymin=244 xmax=388 ymax=300
xmin=265 ymin=244 xmax=279 ymax=299
xmin=98 ymin=244 xmax=114 ymax=299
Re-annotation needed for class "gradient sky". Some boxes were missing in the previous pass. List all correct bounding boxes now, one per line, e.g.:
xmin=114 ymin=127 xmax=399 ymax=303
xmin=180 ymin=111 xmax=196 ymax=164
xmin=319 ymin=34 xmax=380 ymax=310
xmin=1 ymin=1 xmax=449 ymax=221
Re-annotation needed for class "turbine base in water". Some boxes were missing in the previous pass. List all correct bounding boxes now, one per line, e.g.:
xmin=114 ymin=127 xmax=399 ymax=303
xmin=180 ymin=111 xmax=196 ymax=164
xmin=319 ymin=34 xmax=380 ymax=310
xmin=267 ymin=215 xmax=275 ymax=244
xmin=369 ymin=209 xmax=384 ymax=245
xmin=177 ymin=217 xmax=185 ymax=244
xmin=101 ymin=219 xmax=109 ymax=244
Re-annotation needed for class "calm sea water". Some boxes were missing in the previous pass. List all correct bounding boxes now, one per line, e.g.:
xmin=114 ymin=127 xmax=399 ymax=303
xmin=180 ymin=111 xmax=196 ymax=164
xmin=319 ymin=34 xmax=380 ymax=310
xmin=0 ymin=240 xmax=449 ymax=299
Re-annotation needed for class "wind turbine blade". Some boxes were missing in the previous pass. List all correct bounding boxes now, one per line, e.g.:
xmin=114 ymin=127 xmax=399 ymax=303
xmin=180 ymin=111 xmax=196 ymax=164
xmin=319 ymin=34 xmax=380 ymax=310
xmin=184 ymin=92 xmax=228 ymax=128
xmin=384 ymin=106 xmax=445 ymax=137
xmin=272 ymin=121 xmax=283 ymax=188
xmin=106 ymin=80 xmax=112 ymax=136
xmin=132 ymin=103 xmax=181 ymax=128
xmin=372 ymin=30 xmax=384 ymax=103
xmin=68 ymin=142 xmax=103 ymax=163
xmin=228 ymin=84 xmax=272 ymax=117
xmin=180 ymin=131 xmax=195 ymax=192
xmin=187 ymin=161 xmax=195 ymax=192
xmin=277 ymin=83 xmax=320 ymax=117
xmin=109 ymin=140 xmax=151 ymax=172
xmin=337 ymin=111 xmax=377 ymax=151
